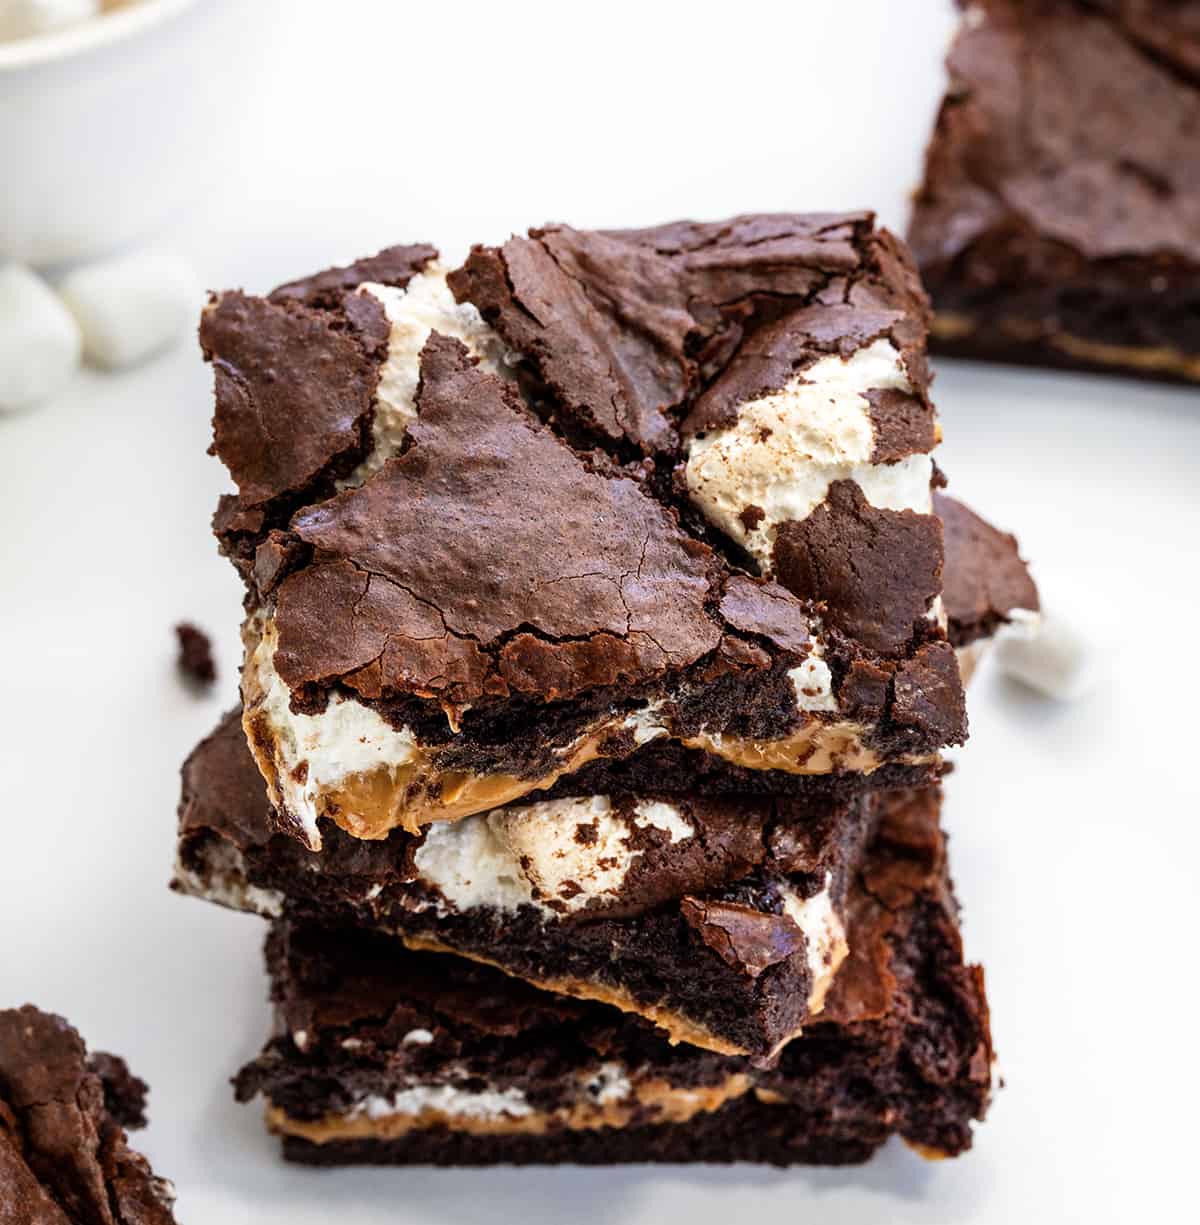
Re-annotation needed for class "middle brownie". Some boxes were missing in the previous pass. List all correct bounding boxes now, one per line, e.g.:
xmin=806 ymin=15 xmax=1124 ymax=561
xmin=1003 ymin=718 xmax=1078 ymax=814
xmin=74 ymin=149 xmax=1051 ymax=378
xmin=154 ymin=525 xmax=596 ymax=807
xmin=177 ymin=709 xmax=880 ymax=1059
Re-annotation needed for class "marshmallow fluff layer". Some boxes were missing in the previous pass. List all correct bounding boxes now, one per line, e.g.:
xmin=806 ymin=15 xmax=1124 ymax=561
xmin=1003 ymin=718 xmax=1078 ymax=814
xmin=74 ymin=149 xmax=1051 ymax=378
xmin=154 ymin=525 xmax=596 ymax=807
xmin=411 ymin=795 xmax=693 ymax=917
xmin=684 ymin=339 xmax=934 ymax=572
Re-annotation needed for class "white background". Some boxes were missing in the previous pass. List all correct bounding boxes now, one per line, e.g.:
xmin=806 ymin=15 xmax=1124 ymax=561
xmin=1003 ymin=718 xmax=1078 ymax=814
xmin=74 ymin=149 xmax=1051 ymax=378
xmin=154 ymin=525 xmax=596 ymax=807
xmin=2 ymin=1 xmax=1199 ymax=1221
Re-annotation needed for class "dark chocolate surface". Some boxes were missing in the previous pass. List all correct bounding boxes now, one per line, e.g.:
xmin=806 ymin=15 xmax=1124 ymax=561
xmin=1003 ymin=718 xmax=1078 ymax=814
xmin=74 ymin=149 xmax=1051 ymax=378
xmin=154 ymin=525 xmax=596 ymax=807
xmin=236 ymin=787 xmax=992 ymax=1164
xmin=0 ymin=1007 xmax=176 ymax=1225
xmin=909 ymin=0 xmax=1200 ymax=380
xmin=274 ymin=333 xmax=721 ymax=708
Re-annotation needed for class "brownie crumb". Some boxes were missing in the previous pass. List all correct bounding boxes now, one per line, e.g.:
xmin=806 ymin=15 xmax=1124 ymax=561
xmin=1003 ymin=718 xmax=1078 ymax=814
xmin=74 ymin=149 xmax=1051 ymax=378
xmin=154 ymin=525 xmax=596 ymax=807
xmin=175 ymin=622 xmax=216 ymax=687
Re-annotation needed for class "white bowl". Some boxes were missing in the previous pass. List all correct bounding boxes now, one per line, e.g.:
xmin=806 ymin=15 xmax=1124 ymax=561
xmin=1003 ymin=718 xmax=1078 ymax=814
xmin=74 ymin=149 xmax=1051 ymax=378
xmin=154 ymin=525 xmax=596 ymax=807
xmin=0 ymin=0 xmax=238 ymax=265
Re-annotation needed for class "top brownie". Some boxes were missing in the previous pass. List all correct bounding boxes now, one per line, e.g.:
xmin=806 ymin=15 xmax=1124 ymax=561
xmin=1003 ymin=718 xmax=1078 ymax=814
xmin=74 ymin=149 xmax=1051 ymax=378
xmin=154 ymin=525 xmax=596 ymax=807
xmin=909 ymin=0 xmax=1200 ymax=381
xmin=201 ymin=214 xmax=966 ymax=848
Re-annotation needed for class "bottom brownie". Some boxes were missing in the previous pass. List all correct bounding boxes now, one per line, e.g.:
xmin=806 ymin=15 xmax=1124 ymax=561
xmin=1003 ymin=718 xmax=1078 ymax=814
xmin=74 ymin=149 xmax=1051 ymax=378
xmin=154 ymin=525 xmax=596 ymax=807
xmin=236 ymin=788 xmax=992 ymax=1166
xmin=279 ymin=1094 xmax=883 ymax=1168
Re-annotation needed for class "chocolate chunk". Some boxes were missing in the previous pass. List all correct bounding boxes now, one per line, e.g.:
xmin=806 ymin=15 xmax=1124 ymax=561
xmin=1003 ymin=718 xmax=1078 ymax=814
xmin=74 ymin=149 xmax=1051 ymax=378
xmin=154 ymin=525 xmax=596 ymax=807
xmin=773 ymin=480 xmax=943 ymax=656
xmin=174 ymin=622 xmax=215 ymax=687
xmin=268 ymin=243 xmax=437 ymax=308
xmin=839 ymin=659 xmax=891 ymax=719
xmin=717 ymin=575 xmax=812 ymax=655
xmin=251 ymin=530 xmax=308 ymax=597
xmin=680 ymin=896 xmax=806 ymax=979
xmin=87 ymin=1054 xmax=148 ymax=1131
xmin=202 ymin=290 xmax=387 ymax=508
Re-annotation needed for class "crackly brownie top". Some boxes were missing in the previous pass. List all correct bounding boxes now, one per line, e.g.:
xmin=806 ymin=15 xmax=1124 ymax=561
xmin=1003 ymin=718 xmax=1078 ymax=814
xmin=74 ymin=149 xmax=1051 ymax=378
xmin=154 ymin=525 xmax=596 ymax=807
xmin=272 ymin=334 xmax=723 ymax=706
xmin=449 ymin=213 xmax=931 ymax=454
xmin=203 ymin=212 xmax=956 ymax=717
xmin=0 ymin=1007 xmax=176 ymax=1225
xmin=910 ymin=0 xmax=1200 ymax=275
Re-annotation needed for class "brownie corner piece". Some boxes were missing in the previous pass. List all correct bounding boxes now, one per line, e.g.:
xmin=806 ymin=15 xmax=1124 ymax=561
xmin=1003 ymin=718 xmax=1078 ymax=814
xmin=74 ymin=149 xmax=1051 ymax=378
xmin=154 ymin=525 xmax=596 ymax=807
xmin=909 ymin=0 xmax=1200 ymax=383
xmin=0 ymin=1005 xmax=178 ymax=1224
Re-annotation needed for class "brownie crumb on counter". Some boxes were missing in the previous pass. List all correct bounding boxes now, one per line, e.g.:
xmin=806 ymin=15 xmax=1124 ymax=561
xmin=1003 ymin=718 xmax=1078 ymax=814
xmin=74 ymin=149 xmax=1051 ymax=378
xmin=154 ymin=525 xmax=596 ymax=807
xmin=174 ymin=621 xmax=216 ymax=688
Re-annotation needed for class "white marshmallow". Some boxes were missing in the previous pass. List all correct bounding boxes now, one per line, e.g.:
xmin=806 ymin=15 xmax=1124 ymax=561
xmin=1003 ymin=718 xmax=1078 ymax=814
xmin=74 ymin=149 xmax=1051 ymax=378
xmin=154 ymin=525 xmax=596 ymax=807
xmin=0 ymin=264 xmax=81 ymax=412
xmin=59 ymin=251 xmax=198 ymax=370
xmin=994 ymin=609 xmax=1096 ymax=701
xmin=0 ymin=0 xmax=98 ymax=42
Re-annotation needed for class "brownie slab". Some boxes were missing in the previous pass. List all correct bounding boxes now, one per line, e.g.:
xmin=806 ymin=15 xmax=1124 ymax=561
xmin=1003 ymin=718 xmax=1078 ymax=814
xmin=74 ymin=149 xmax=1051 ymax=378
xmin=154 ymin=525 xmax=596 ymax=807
xmin=175 ymin=709 xmax=874 ymax=1058
xmin=234 ymin=787 xmax=993 ymax=1165
xmin=0 ymin=1006 xmax=177 ymax=1224
xmin=201 ymin=214 xmax=969 ymax=849
xmin=909 ymin=0 xmax=1200 ymax=383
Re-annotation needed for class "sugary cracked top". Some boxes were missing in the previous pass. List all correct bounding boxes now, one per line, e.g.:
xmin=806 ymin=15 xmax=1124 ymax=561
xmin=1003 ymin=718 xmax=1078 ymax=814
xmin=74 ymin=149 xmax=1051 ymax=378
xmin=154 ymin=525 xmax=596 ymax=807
xmin=909 ymin=0 xmax=1200 ymax=277
xmin=0 ymin=1007 xmax=176 ymax=1225
xmin=202 ymin=213 xmax=963 ymax=739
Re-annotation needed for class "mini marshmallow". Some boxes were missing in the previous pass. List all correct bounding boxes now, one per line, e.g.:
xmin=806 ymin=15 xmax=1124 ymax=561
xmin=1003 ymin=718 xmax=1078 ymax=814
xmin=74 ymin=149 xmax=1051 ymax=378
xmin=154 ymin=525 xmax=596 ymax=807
xmin=0 ymin=0 xmax=98 ymax=42
xmin=994 ymin=609 xmax=1096 ymax=702
xmin=59 ymin=251 xmax=198 ymax=370
xmin=0 ymin=264 xmax=81 ymax=412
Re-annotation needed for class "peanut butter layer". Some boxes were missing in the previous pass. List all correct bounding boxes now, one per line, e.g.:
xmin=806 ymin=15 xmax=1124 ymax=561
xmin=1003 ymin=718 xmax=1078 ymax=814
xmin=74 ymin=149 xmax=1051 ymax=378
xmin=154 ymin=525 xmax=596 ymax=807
xmin=265 ymin=1073 xmax=754 ymax=1144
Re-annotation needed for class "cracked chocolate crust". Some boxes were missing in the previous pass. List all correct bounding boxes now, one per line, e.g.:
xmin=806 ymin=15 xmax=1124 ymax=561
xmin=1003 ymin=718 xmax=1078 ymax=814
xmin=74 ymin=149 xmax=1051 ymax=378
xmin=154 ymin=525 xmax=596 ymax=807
xmin=909 ymin=0 xmax=1200 ymax=383
xmin=235 ymin=787 xmax=992 ymax=1165
xmin=0 ymin=1007 xmax=177 ymax=1225
xmin=202 ymin=214 xmax=962 ymax=730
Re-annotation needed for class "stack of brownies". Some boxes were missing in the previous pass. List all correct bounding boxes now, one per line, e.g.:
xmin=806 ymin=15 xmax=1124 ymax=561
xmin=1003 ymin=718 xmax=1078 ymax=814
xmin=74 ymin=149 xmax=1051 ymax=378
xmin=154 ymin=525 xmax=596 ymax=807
xmin=174 ymin=212 xmax=1038 ymax=1167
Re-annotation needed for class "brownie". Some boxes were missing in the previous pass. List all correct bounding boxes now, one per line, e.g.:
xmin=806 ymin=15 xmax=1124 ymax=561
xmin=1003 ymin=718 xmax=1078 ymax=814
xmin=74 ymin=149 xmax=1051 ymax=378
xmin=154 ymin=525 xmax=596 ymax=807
xmin=234 ymin=787 xmax=992 ymax=1165
xmin=200 ymin=214 xmax=970 ymax=849
xmin=174 ymin=707 xmax=876 ymax=1058
xmin=0 ymin=1007 xmax=177 ymax=1224
xmin=909 ymin=0 xmax=1200 ymax=383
